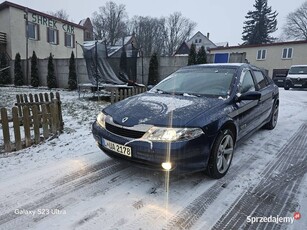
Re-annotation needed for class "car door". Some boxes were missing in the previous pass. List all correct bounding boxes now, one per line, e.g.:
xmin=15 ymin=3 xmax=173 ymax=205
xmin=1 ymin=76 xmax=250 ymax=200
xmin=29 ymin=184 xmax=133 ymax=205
xmin=252 ymin=70 xmax=274 ymax=126
xmin=233 ymin=68 xmax=260 ymax=139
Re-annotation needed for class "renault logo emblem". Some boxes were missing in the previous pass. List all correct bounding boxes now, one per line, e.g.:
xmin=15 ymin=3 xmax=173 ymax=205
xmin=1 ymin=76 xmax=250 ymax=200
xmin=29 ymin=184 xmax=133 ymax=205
xmin=122 ymin=117 xmax=128 ymax=123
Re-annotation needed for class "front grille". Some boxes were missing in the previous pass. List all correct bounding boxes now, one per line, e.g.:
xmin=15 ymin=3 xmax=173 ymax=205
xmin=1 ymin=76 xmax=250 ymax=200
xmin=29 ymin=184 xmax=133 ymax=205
xmin=105 ymin=122 xmax=145 ymax=138
xmin=291 ymin=78 xmax=307 ymax=84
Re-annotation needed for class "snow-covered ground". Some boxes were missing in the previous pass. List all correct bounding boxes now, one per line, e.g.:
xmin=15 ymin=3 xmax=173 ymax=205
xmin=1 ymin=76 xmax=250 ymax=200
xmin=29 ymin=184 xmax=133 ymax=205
xmin=0 ymin=86 xmax=306 ymax=230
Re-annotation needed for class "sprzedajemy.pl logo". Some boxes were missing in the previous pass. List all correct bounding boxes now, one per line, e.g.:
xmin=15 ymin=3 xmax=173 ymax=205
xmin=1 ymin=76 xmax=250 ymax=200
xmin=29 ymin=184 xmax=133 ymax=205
xmin=247 ymin=212 xmax=301 ymax=224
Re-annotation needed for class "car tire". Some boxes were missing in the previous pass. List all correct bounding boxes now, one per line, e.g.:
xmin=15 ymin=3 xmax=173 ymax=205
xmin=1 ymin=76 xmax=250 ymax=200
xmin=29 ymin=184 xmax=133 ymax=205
xmin=284 ymin=86 xmax=289 ymax=90
xmin=206 ymin=129 xmax=235 ymax=179
xmin=264 ymin=101 xmax=279 ymax=130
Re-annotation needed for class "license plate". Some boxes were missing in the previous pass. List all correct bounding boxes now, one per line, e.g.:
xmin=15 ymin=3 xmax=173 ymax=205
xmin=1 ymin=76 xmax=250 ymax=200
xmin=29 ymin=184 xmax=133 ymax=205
xmin=294 ymin=84 xmax=302 ymax=87
xmin=277 ymin=80 xmax=283 ymax=82
xmin=102 ymin=139 xmax=132 ymax=157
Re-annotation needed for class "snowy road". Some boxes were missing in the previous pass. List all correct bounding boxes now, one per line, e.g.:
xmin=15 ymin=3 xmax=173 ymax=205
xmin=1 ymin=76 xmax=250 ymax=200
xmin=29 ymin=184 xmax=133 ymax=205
xmin=0 ymin=87 xmax=307 ymax=230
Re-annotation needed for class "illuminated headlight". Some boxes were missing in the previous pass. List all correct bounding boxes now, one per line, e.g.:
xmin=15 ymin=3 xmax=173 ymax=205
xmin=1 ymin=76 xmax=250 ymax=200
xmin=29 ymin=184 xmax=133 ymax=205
xmin=97 ymin=112 xmax=106 ymax=128
xmin=142 ymin=127 xmax=204 ymax=142
xmin=162 ymin=162 xmax=172 ymax=170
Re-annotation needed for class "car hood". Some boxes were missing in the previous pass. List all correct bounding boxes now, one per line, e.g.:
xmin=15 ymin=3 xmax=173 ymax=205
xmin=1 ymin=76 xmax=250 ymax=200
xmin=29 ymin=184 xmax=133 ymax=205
xmin=104 ymin=93 xmax=226 ymax=127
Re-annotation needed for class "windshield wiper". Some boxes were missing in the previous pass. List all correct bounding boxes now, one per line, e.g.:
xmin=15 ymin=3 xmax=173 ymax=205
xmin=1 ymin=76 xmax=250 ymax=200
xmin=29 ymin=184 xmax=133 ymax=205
xmin=181 ymin=92 xmax=201 ymax=97
xmin=154 ymin=89 xmax=171 ymax=94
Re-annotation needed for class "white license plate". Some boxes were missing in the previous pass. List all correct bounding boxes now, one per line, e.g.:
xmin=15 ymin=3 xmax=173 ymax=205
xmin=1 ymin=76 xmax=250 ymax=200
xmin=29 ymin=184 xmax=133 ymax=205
xmin=294 ymin=84 xmax=302 ymax=87
xmin=277 ymin=80 xmax=283 ymax=82
xmin=102 ymin=139 xmax=132 ymax=157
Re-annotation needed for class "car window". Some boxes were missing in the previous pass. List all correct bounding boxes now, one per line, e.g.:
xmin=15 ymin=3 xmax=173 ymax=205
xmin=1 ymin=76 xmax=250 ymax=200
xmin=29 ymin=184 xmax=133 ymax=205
xmin=151 ymin=67 xmax=236 ymax=97
xmin=289 ymin=66 xmax=307 ymax=74
xmin=239 ymin=70 xmax=256 ymax=94
xmin=253 ymin=70 xmax=268 ymax=89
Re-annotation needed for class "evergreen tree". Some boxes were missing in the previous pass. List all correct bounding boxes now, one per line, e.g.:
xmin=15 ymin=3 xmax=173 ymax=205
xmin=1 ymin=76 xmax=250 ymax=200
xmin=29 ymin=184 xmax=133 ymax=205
xmin=196 ymin=46 xmax=207 ymax=64
xmin=47 ymin=53 xmax=57 ymax=89
xmin=14 ymin=53 xmax=24 ymax=86
xmin=30 ymin=51 xmax=39 ymax=87
xmin=0 ymin=52 xmax=11 ymax=84
xmin=68 ymin=51 xmax=77 ymax=90
xmin=242 ymin=0 xmax=278 ymax=45
xmin=188 ymin=43 xmax=197 ymax=65
xmin=148 ymin=53 xmax=159 ymax=85
xmin=119 ymin=45 xmax=128 ymax=74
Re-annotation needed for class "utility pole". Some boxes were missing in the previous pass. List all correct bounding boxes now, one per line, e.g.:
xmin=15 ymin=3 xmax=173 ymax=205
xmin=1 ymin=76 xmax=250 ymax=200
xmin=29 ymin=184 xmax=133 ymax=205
xmin=24 ymin=8 xmax=29 ymax=85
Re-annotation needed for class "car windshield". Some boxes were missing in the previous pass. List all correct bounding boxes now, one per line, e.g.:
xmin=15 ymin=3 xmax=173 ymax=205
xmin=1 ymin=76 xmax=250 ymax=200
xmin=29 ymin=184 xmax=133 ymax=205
xmin=151 ymin=67 xmax=236 ymax=97
xmin=289 ymin=66 xmax=307 ymax=74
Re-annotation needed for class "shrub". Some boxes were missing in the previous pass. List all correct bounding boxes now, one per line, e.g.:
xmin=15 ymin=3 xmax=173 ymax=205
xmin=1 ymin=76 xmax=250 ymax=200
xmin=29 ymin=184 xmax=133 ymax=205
xmin=0 ymin=52 xmax=11 ymax=84
xmin=188 ymin=43 xmax=197 ymax=65
xmin=47 ymin=53 xmax=57 ymax=89
xmin=148 ymin=53 xmax=159 ymax=85
xmin=31 ymin=51 xmax=39 ymax=87
xmin=196 ymin=46 xmax=207 ymax=64
xmin=14 ymin=53 xmax=24 ymax=86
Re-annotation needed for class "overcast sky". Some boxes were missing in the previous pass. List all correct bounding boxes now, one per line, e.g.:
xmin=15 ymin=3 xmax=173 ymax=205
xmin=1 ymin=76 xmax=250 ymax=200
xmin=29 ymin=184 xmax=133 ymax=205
xmin=5 ymin=0 xmax=307 ymax=45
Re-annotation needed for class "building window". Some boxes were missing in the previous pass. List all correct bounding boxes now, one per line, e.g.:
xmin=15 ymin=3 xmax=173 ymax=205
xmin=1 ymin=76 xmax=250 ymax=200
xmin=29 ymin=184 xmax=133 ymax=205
xmin=47 ymin=28 xmax=59 ymax=45
xmin=257 ymin=49 xmax=266 ymax=60
xmin=27 ymin=22 xmax=39 ymax=40
xmin=199 ymin=39 xmax=202 ymax=43
xmin=65 ymin=33 xmax=75 ymax=48
xmin=282 ymin=48 xmax=293 ymax=59
xmin=195 ymin=39 xmax=198 ymax=43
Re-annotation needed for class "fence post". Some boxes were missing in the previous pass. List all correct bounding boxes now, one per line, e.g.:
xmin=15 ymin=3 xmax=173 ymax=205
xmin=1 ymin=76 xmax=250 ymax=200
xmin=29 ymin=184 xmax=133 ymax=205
xmin=50 ymin=101 xmax=58 ymax=135
xmin=1 ymin=108 xmax=11 ymax=152
xmin=32 ymin=105 xmax=40 ymax=144
xmin=41 ymin=104 xmax=50 ymax=139
xmin=23 ymin=106 xmax=31 ymax=147
xmin=16 ymin=95 xmax=22 ymax=117
xmin=56 ymin=92 xmax=63 ymax=131
xmin=110 ymin=88 xmax=114 ymax=104
xmin=115 ymin=88 xmax=119 ymax=103
xmin=12 ymin=107 xmax=22 ymax=151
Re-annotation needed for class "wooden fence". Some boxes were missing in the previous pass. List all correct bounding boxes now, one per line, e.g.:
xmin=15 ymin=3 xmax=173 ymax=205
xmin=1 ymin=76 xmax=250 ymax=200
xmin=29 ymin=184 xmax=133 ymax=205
xmin=109 ymin=86 xmax=147 ymax=104
xmin=0 ymin=92 xmax=63 ymax=153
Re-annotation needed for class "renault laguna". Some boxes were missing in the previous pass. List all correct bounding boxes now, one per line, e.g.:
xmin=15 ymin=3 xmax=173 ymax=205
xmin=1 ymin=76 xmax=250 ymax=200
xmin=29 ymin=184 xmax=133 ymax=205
xmin=92 ymin=63 xmax=279 ymax=178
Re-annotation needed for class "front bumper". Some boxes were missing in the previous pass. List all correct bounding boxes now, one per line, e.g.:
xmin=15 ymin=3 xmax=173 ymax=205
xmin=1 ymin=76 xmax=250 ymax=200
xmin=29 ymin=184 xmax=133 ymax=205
xmin=285 ymin=78 xmax=307 ymax=88
xmin=92 ymin=121 xmax=213 ymax=173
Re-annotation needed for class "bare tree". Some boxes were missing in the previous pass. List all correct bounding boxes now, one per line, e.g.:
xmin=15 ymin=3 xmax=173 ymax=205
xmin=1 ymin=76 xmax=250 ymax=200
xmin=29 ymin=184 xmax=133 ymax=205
xmin=48 ymin=9 xmax=69 ymax=21
xmin=283 ymin=1 xmax=307 ymax=40
xmin=164 ymin=12 xmax=196 ymax=56
xmin=129 ymin=16 xmax=166 ymax=56
xmin=92 ymin=1 xmax=128 ymax=45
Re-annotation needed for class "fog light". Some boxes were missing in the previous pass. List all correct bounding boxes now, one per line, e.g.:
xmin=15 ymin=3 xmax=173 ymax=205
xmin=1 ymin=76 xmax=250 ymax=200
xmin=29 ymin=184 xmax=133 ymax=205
xmin=162 ymin=162 xmax=172 ymax=171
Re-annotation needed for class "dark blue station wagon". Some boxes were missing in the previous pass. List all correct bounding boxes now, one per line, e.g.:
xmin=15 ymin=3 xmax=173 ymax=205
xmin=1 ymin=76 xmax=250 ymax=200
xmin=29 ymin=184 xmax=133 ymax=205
xmin=92 ymin=64 xmax=279 ymax=178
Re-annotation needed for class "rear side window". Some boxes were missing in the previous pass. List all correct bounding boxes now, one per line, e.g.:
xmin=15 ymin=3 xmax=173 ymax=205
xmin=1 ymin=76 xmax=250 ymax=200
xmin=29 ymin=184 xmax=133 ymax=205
xmin=254 ymin=70 xmax=268 ymax=89
xmin=239 ymin=70 xmax=256 ymax=94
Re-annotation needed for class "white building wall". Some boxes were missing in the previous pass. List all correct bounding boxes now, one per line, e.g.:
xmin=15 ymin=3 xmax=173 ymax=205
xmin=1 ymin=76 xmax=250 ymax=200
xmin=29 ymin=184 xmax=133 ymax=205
xmin=210 ymin=43 xmax=307 ymax=77
xmin=2 ymin=6 xmax=84 ymax=60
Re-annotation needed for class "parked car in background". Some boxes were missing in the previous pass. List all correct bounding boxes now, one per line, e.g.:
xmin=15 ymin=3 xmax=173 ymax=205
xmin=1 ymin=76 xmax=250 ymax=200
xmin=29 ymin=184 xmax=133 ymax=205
xmin=272 ymin=69 xmax=288 ymax=87
xmin=92 ymin=63 xmax=279 ymax=179
xmin=284 ymin=65 xmax=307 ymax=90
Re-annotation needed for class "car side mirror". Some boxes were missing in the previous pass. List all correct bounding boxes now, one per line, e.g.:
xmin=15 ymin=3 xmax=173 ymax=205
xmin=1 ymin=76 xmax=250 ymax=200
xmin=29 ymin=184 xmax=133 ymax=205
xmin=236 ymin=91 xmax=261 ymax=102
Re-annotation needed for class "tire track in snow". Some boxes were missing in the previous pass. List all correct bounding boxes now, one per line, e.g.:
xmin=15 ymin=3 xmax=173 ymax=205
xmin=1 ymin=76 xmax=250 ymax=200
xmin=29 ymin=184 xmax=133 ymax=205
xmin=0 ymin=160 xmax=135 ymax=227
xmin=211 ymin=124 xmax=307 ymax=230
xmin=0 ymin=158 xmax=118 ymax=210
xmin=165 ymin=125 xmax=307 ymax=230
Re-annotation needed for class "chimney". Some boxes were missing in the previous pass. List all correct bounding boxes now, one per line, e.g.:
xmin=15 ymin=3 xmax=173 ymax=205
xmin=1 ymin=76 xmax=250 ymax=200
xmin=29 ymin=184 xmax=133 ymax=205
xmin=207 ymin=32 xmax=210 ymax=39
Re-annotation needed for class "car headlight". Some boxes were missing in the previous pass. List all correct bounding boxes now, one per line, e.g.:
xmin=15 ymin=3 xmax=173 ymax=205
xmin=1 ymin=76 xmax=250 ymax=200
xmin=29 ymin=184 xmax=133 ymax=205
xmin=97 ymin=112 xmax=106 ymax=128
xmin=142 ymin=127 xmax=204 ymax=142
